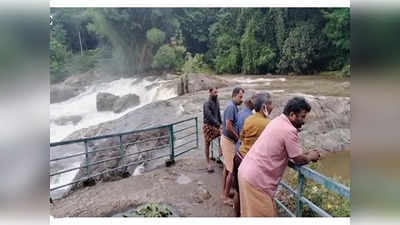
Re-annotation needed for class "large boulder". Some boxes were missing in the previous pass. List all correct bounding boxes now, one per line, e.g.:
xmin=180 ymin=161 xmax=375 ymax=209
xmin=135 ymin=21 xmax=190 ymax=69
xmin=50 ymin=84 xmax=80 ymax=103
xmin=112 ymin=94 xmax=140 ymax=113
xmin=96 ymin=92 xmax=119 ymax=112
xmin=177 ymin=73 xmax=232 ymax=96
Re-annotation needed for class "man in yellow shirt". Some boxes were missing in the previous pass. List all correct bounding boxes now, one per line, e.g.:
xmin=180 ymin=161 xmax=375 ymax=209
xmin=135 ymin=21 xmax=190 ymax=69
xmin=232 ymin=93 xmax=273 ymax=216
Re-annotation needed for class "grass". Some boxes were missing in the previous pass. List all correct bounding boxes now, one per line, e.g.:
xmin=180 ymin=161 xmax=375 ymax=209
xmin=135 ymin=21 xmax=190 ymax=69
xmin=277 ymin=163 xmax=351 ymax=217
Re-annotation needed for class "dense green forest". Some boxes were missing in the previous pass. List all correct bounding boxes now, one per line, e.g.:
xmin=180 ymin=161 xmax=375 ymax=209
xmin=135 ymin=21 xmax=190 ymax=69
xmin=50 ymin=8 xmax=350 ymax=83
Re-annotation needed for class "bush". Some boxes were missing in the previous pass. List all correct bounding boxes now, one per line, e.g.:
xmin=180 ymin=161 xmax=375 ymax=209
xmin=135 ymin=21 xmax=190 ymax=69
xmin=152 ymin=44 xmax=176 ymax=70
xmin=50 ymin=34 xmax=70 ymax=83
xmin=146 ymin=28 xmax=166 ymax=46
xmin=278 ymin=22 xmax=325 ymax=74
xmin=66 ymin=48 xmax=102 ymax=75
xmin=183 ymin=52 xmax=206 ymax=73
xmin=341 ymin=64 xmax=350 ymax=77
xmin=152 ymin=33 xmax=187 ymax=71
xmin=215 ymin=45 xmax=241 ymax=74
xmin=278 ymin=163 xmax=350 ymax=217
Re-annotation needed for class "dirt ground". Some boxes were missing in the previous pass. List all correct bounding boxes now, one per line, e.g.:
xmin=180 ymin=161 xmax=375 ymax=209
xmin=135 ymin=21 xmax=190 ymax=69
xmin=50 ymin=146 xmax=237 ymax=217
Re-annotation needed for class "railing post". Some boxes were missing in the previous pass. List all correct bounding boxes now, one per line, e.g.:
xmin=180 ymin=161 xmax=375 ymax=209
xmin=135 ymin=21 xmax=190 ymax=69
xmin=166 ymin=125 xmax=175 ymax=167
xmin=296 ymin=171 xmax=305 ymax=217
xmin=210 ymin=140 xmax=214 ymax=160
xmin=195 ymin=117 xmax=199 ymax=148
xmin=84 ymin=140 xmax=90 ymax=176
xmin=119 ymin=135 xmax=124 ymax=161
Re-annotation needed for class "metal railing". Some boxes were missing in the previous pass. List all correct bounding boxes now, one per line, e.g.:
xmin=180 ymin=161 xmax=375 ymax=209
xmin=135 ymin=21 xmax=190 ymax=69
xmin=275 ymin=160 xmax=350 ymax=217
xmin=50 ymin=117 xmax=199 ymax=193
xmin=209 ymin=138 xmax=350 ymax=217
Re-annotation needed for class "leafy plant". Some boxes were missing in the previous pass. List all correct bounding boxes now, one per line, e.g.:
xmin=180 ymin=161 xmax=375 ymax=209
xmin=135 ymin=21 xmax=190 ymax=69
xmin=135 ymin=203 xmax=173 ymax=217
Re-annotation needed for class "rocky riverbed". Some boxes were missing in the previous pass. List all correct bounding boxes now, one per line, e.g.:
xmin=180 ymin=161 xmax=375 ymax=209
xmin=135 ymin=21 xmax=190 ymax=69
xmin=50 ymin=72 xmax=350 ymax=216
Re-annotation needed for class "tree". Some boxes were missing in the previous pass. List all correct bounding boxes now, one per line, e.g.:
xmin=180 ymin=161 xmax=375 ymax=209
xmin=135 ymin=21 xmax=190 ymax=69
xmin=322 ymin=8 xmax=350 ymax=70
xmin=278 ymin=22 xmax=327 ymax=74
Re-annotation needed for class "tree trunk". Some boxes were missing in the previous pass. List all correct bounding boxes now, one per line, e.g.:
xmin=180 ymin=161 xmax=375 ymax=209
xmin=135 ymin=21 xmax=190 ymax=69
xmin=78 ymin=30 xmax=83 ymax=56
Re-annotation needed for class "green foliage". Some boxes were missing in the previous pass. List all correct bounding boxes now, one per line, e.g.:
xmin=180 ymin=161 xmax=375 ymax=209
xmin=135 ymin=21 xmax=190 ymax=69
xmin=279 ymin=163 xmax=350 ymax=217
xmin=50 ymin=8 xmax=350 ymax=77
xmin=135 ymin=203 xmax=173 ymax=217
xmin=240 ymin=18 xmax=276 ymax=74
xmin=215 ymin=45 xmax=241 ymax=74
xmin=322 ymin=9 xmax=350 ymax=51
xmin=50 ymin=24 xmax=71 ymax=83
xmin=183 ymin=52 xmax=207 ymax=73
xmin=341 ymin=64 xmax=351 ymax=77
xmin=152 ymin=44 xmax=177 ymax=70
xmin=278 ymin=22 xmax=326 ymax=74
xmin=66 ymin=48 xmax=103 ymax=75
xmin=152 ymin=33 xmax=187 ymax=71
xmin=146 ymin=28 xmax=166 ymax=46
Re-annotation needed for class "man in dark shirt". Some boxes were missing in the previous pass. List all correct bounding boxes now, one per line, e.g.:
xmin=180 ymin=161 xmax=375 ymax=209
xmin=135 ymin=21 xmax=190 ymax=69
xmin=203 ymin=87 xmax=222 ymax=173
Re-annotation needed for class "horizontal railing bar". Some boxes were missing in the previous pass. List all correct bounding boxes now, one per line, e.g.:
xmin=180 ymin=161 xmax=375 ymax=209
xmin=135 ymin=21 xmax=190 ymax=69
xmin=123 ymin=135 xmax=169 ymax=146
xmin=170 ymin=117 xmax=197 ymax=126
xmin=122 ymin=144 xmax=170 ymax=159
xmin=50 ymin=144 xmax=170 ymax=177
xmin=175 ymin=146 xmax=198 ymax=157
xmin=300 ymin=197 xmax=332 ymax=217
xmin=50 ymin=152 xmax=86 ymax=162
xmin=274 ymin=199 xmax=295 ymax=217
xmin=174 ymin=139 xmax=196 ymax=150
xmin=173 ymin=125 xmax=196 ymax=134
xmin=299 ymin=167 xmax=350 ymax=199
xmin=50 ymin=125 xmax=171 ymax=147
xmin=174 ymin=132 xmax=196 ymax=141
xmin=50 ymin=153 xmax=171 ymax=192
xmin=279 ymin=181 xmax=297 ymax=196
xmin=49 ymin=165 xmax=81 ymax=177
xmin=89 ymin=144 xmax=122 ymax=153
xmin=83 ymin=146 xmax=119 ymax=155
xmin=288 ymin=161 xmax=350 ymax=199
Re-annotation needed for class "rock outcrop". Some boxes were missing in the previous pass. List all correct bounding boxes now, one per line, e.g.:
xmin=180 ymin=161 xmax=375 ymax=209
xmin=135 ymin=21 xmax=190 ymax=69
xmin=177 ymin=73 xmax=232 ymax=96
xmin=50 ymin=84 xmax=81 ymax=103
xmin=96 ymin=92 xmax=119 ymax=112
xmin=112 ymin=94 xmax=140 ymax=113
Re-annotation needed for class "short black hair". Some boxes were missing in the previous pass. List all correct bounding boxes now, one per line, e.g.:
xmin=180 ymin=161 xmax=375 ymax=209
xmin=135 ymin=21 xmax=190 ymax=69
xmin=232 ymin=87 xmax=244 ymax=97
xmin=283 ymin=97 xmax=311 ymax=116
xmin=209 ymin=87 xmax=218 ymax=92
xmin=254 ymin=93 xmax=271 ymax=112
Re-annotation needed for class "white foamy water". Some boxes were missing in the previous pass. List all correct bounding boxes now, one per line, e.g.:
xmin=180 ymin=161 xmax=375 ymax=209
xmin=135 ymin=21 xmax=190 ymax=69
xmin=233 ymin=77 xmax=286 ymax=83
xmin=50 ymin=77 xmax=177 ymax=142
xmin=49 ymin=77 xmax=177 ymax=198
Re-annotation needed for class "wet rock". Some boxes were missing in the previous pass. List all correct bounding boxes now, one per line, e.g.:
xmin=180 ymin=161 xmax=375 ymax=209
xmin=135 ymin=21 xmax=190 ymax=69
xmin=96 ymin=92 xmax=119 ymax=112
xmin=50 ymin=84 xmax=80 ymax=103
xmin=54 ymin=115 xmax=82 ymax=126
xmin=113 ymin=94 xmax=140 ymax=113
xmin=191 ymin=186 xmax=211 ymax=203
xmin=177 ymin=73 xmax=232 ymax=96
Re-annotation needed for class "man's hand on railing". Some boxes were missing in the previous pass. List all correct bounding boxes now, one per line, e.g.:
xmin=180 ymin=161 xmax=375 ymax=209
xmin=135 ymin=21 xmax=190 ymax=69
xmin=309 ymin=149 xmax=320 ymax=162
xmin=291 ymin=150 xmax=321 ymax=166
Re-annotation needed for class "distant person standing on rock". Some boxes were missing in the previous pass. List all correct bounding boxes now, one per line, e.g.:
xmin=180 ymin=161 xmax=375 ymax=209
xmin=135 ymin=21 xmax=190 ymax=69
xmin=221 ymin=87 xmax=244 ymax=205
xmin=238 ymin=97 xmax=320 ymax=217
xmin=203 ymin=87 xmax=223 ymax=173
xmin=232 ymin=92 xmax=273 ymax=216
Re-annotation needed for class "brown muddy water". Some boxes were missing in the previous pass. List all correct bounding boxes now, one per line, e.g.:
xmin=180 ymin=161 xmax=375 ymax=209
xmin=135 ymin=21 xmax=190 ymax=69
xmin=318 ymin=150 xmax=350 ymax=182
